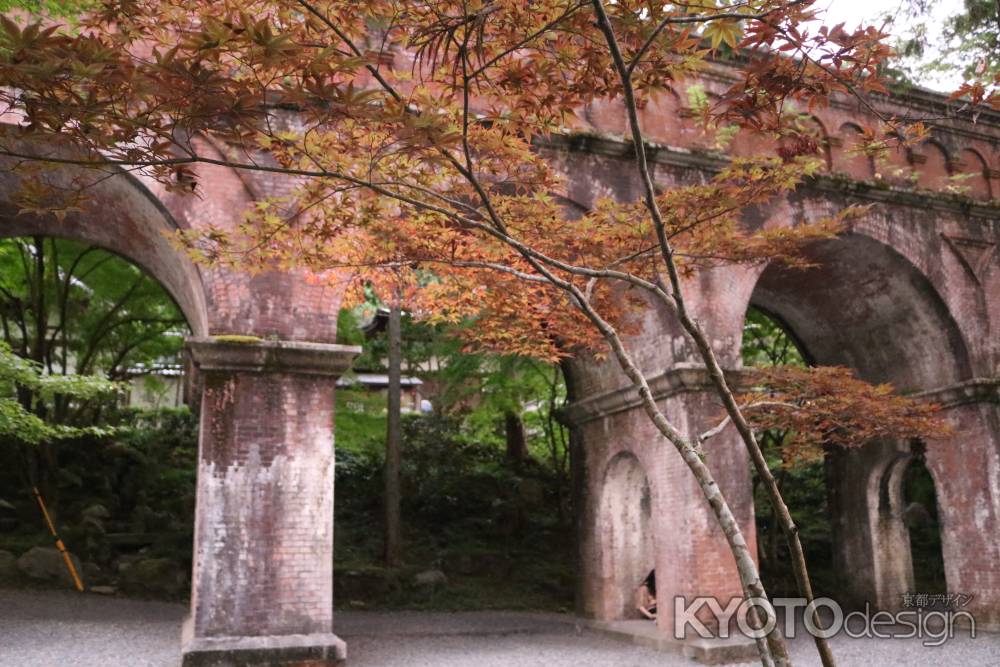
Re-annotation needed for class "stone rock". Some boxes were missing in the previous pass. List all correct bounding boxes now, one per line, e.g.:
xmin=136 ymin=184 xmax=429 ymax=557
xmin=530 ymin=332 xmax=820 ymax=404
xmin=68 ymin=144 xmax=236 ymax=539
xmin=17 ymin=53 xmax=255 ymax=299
xmin=119 ymin=558 xmax=187 ymax=597
xmin=90 ymin=585 xmax=117 ymax=595
xmin=0 ymin=499 xmax=18 ymax=532
xmin=81 ymin=504 xmax=110 ymax=521
xmin=115 ymin=553 xmax=142 ymax=575
xmin=334 ymin=569 xmax=398 ymax=600
xmin=17 ymin=546 xmax=84 ymax=587
xmin=81 ymin=504 xmax=110 ymax=532
xmin=83 ymin=561 xmax=102 ymax=583
xmin=0 ymin=550 xmax=18 ymax=579
xmin=413 ymin=569 xmax=448 ymax=588
xmin=517 ymin=478 xmax=546 ymax=507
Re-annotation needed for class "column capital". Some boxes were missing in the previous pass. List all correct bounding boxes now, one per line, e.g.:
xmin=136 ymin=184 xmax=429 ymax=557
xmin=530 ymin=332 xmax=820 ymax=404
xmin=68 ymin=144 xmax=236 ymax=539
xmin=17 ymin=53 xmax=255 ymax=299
xmin=560 ymin=364 xmax=744 ymax=426
xmin=911 ymin=376 xmax=1000 ymax=409
xmin=186 ymin=336 xmax=361 ymax=378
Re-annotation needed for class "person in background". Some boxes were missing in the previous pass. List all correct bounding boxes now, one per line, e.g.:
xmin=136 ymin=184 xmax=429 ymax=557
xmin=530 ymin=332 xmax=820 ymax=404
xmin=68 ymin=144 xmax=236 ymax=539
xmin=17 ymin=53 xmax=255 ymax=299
xmin=636 ymin=569 xmax=656 ymax=620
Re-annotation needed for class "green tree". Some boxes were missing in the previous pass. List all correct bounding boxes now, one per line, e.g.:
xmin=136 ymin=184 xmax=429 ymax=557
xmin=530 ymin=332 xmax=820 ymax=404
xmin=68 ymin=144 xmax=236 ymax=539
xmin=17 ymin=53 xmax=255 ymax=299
xmin=0 ymin=339 xmax=118 ymax=515
xmin=888 ymin=1 xmax=1000 ymax=84
xmin=0 ymin=236 xmax=187 ymax=514
xmin=741 ymin=308 xmax=817 ymax=593
xmin=0 ymin=237 xmax=188 ymax=390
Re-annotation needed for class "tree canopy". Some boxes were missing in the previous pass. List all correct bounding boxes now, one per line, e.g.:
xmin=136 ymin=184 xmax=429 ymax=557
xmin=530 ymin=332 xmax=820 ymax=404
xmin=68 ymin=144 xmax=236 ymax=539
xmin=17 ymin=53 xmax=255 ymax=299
xmin=889 ymin=0 xmax=1000 ymax=84
xmin=0 ymin=3 xmax=976 ymax=664
xmin=0 ymin=237 xmax=188 ymax=381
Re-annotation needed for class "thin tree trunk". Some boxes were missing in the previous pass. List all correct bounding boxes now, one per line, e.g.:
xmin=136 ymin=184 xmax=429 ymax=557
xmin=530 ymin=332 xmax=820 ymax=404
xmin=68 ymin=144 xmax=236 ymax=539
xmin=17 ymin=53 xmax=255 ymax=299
xmin=504 ymin=409 xmax=528 ymax=467
xmin=31 ymin=236 xmax=46 ymax=368
xmin=588 ymin=3 xmax=791 ymax=663
xmin=383 ymin=301 xmax=403 ymax=567
xmin=767 ymin=468 xmax=788 ymax=580
xmin=587 ymin=2 xmax=832 ymax=662
xmin=673 ymin=301 xmax=834 ymax=667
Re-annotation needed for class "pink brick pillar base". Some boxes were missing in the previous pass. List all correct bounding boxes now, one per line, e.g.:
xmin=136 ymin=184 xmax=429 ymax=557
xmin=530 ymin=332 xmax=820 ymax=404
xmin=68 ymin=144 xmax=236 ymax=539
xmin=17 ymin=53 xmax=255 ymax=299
xmin=183 ymin=338 xmax=359 ymax=667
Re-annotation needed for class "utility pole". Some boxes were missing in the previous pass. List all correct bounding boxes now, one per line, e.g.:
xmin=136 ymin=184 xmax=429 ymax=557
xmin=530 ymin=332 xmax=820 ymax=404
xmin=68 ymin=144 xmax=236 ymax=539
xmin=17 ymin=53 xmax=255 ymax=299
xmin=383 ymin=299 xmax=403 ymax=567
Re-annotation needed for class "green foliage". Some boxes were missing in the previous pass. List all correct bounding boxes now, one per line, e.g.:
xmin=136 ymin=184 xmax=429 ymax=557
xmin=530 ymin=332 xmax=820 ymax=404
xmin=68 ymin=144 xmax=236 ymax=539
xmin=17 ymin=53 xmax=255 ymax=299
xmin=334 ymin=388 xmax=387 ymax=455
xmin=686 ymin=83 xmax=710 ymax=114
xmin=741 ymin=307 xmax=807 ymax=369
xmin=0 ymin=237 xmax=187 ymax=532
xmin=752 ymin=459 xmax=832 ymax=596
xmin=336 ymin=305 xmax=570 ymax=473
xmin=0 ymin=406 xmax=198 ymax=577
xmin=335 ymin=307 xmax=366 ymax=347
xmin=0 ymin=341 xmax=119 ymax=444
xmin=0 ymin=237 xmax=188 ymax=380
xmin=0 ymin=0 xmax=92 ymax=17
xmin=334 ymin=412 xmax=573 ymax=610
xmin=903 ymin=458 xmax=946 ymax=593
xmin=887 ymin=0 xmax=1000 ymax=84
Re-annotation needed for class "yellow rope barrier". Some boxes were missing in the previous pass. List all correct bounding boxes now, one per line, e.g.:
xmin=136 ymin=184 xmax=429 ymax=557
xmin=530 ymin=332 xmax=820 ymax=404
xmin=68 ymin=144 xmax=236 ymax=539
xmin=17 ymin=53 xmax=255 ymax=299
xmin=32 ymin=486 xmax=84 ymax=592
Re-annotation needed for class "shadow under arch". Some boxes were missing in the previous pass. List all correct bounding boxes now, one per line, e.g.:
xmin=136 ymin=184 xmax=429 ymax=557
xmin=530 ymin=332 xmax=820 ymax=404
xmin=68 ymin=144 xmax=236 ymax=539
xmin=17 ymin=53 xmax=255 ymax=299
xmin=0 ymin=132 xmax=210 ymax=336
xmin=744 ymin=232 xmax=967 ymax=611
xmin=748 ymin=231 xmax=971 ymax=392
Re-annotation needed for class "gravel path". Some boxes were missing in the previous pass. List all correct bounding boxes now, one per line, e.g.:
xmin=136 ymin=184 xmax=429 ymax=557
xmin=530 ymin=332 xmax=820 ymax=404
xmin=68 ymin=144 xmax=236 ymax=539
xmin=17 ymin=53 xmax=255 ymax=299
xmin=1 ymin=588 xmax=998 ymax=666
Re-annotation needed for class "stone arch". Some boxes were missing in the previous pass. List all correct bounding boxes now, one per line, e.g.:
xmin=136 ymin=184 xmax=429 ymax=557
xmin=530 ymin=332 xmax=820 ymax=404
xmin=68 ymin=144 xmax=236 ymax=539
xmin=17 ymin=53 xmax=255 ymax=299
xmin=914 ymin=139 xmax=951 ymax=191
xmin=743 ymin=232 xmax=972 ymax=612
xmin=956 ymin=147 xmax=993 ymax=200
xmin=747 ymin=231 xmax=971 ymax=391
xmin=1 ymin=131 xmax=359 ymax=665
xmin=637 ymin=87 xmax=685 ymax=145
xmin=596 ymin=451 xmax=656 ymax=620
xmin=824 ymin=439 xmax=949 ymax=611
xmin=833 ymin=122 xmax=875 ymax=179
xmin=0 ymin=133 xmax=210 ymax=335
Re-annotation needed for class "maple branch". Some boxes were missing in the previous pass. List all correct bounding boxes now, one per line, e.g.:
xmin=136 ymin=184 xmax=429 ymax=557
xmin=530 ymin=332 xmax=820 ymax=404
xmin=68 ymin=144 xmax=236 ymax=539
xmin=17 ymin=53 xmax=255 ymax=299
xmin=699 ymin=400 xmax=798 ymax=443
xmin=591 ymin=2 xmax=839 ymax=665
xmin=467 ymin=1 xmax=589 ymax=79
xmin=294 ymin=0 xmax=404 ymax=104
xmin=294 ymin=0 xmax=497 ymax=200
xmin=626 ymin=0 xmax=811 ymax=75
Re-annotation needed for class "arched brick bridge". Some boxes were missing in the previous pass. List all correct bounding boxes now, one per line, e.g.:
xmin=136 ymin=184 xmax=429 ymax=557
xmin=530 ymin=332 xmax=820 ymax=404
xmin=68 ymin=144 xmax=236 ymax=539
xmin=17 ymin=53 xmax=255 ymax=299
xmin=1 ymin=63 xmax=998 ymax=666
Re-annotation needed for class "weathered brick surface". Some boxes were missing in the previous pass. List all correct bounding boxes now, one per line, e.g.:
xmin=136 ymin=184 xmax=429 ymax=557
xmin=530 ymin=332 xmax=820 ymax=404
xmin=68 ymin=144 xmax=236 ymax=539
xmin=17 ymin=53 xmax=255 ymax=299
xmin=183 ymin=340 xmax=356 ymax=666
xmin=554 ymin=65 xmax=1000 ymax=637
xmin=2 ymin=61 xmax=999 ymax=656
xmin=193 ymin=369 xmax=335 ymax=636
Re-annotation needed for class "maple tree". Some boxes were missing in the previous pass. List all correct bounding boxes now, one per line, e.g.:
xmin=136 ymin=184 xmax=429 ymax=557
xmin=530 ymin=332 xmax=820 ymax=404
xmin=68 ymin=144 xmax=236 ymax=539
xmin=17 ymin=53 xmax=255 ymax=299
xmin=0 ymin=2 xmax=964 ymax=665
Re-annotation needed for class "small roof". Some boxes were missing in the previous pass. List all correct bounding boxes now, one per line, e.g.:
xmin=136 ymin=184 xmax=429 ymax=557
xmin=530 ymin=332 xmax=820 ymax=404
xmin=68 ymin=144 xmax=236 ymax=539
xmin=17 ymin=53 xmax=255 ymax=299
xmin=337 ymin=372 xmax=423 ymax=387
xmin=124 ymin=362 xmax=184 ymax=377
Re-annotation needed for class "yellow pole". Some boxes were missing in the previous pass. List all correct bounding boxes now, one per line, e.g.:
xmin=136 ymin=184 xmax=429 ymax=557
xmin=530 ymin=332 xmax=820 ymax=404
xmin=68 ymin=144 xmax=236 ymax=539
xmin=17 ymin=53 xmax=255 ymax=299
xmin=32 ymin=486 xmax=84 ymax=592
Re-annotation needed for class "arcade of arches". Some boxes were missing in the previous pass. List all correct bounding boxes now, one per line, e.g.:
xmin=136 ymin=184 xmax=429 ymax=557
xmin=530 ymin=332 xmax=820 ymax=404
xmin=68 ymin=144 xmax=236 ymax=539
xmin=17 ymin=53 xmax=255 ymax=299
xmin=2 ymin=69 xmax=999 ymax=666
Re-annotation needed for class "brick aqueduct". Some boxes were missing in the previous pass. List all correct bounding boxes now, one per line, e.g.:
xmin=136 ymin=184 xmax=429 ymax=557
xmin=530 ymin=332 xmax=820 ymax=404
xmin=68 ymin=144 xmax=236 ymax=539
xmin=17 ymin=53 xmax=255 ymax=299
xmin=1 ymin=62 xmax=999 ymax=666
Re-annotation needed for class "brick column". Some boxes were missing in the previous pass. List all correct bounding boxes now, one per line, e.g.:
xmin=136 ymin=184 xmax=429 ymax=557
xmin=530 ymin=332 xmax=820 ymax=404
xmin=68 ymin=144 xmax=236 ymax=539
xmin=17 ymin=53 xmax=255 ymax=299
xmin=926 ymin=391 xmax=1000 ymax=630
xmin=565 ymin=368 xmax=756 ymax=647
xmin=827 ymin=381 xmax=1000 ymax=628
xmin=182 ymin=338 xmax=359 ymax=667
